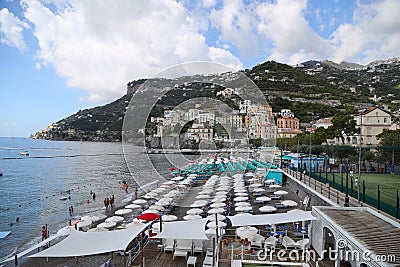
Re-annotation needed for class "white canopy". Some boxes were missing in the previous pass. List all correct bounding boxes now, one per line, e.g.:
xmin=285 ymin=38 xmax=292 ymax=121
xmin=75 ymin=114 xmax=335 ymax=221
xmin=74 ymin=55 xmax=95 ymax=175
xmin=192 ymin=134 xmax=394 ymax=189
xmin=30 ymin=224 xmax=149 ymax=258
xmin=228 ymin=211 xmax=317 ymax=227
xmin=155 ymin=219 xmax=209 ymax=240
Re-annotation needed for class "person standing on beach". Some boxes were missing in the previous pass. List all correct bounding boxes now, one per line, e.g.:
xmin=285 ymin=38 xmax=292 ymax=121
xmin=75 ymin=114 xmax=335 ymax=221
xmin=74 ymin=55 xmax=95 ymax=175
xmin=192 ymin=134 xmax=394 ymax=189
xmin=92 ymin=192 xmax=96 ymax=200
xmin=134 ymin=188 xmax=138 ymax=199
xmin=41 ymin=226 xmax=47 ymax=241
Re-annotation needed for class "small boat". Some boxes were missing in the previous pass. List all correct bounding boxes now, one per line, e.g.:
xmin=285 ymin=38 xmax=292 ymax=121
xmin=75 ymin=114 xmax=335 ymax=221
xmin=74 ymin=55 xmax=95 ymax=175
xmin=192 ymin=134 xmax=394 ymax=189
xmin=0 ymin=172 xmax=3 ymax=176
xmin=60 ymin=196 xmax=69 ymax=201
xmin=19 ymin=151 xmax=29 ymax=156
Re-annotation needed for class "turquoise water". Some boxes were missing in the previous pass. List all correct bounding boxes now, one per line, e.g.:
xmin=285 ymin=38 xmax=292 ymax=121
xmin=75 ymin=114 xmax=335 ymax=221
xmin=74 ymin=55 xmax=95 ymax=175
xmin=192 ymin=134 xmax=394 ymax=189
xmin=0 ymin=137 xmax=187 ymax=261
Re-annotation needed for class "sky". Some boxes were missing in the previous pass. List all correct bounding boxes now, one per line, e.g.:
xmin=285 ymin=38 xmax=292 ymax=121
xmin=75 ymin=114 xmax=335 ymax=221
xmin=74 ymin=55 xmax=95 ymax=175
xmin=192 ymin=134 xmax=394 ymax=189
xmin=0 ymin=0 xmax=399 ymax=137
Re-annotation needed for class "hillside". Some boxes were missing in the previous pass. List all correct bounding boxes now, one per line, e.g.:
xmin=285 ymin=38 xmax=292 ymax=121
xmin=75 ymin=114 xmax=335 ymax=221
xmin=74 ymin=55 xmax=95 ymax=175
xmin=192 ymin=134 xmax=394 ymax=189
xmin=32 ymin=58 xmax=400 ymax=141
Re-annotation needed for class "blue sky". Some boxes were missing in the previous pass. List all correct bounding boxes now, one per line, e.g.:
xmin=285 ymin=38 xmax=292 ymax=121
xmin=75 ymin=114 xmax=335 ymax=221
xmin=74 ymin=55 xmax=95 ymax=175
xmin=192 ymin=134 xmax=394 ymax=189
xmin=1 ymin=0 xmax=399 ymax=137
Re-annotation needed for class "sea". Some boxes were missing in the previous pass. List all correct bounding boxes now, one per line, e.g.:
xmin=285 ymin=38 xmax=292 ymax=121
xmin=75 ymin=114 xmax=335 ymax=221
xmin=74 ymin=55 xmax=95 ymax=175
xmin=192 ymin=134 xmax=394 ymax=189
xmin=0 ymin=137 xmax=193 ymax=262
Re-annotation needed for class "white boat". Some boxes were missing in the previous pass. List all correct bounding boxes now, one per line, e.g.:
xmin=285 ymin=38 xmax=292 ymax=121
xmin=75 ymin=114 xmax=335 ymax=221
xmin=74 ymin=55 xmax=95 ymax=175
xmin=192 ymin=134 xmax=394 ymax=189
xmin=19 ymin=151 xmax=29 ymax=156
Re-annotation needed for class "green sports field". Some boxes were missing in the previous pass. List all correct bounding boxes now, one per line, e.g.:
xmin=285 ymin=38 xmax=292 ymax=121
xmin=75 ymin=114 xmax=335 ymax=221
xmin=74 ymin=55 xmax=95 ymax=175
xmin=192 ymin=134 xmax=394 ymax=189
xmin=314 ymin=172 xmax=400 ymax=209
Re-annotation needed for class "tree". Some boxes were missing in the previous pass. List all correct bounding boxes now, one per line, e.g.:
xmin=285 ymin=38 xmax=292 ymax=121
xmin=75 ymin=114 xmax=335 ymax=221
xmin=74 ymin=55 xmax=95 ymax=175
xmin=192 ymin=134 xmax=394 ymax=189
xmin=328 ymin=114 xmax=358 ymax=144
xmin=377 ymin=129 xmax=400 ymax=164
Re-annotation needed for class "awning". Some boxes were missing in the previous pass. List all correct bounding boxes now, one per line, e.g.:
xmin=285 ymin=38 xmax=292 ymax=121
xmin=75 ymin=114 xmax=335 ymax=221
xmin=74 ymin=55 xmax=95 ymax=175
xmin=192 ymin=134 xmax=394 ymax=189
xmin=228 ymin=211 xmax=317 ymax=227
xmin=29 ymin=223 xmax=149 ymax=258
xmin=155 ymin=219 xmax=209 ymax=240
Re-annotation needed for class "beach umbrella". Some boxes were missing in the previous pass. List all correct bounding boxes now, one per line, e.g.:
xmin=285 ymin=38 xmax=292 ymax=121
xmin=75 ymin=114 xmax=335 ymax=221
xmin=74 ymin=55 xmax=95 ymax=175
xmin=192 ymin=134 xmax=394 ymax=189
xmin=265 ymin=179 xmax=275 ymax=184
xmin=187 ymin=208 xmax=203 ymax=215
xmin=196 ymin=194 xmax=211 ymax=199
xmin=161 ymin=214 xmax=178 ymax=222
xmin=183 ymin=214 xmax=202 ymax=220
xmin=259 ymin=205 xmax=277 ymax=213
xmin=137 ymin=212 xmax=160 ymax=221
xmin=234 ymin=202 xmax=251 ymax=207
xmin=252 ymin=188 xmax=266 ymax=193
xmin=88 ymin=227 xmax=108 ymax=232
xmin=163 ymin=181 xmax=175 ymax=185
xmin=215 ymin=191 xmax=228 ymax=195
xmin=115 ymin=209 xmax=133 ymax=216
xmin=208 ymin=208 xmax=225 ymax=214
xmin=207 ymin=221 xmax=227 ymax=228
xmin=256 ymin=196 xmax=271 ymax=202
xmin=171 ymin=176 xmax=185 ymax=181
xmin=274 ymin=190 xmax=288 ymax=195
xmin=57 ymin=226 xmax=76 ymax=236
xmin=211 ymin=197 xmax=225 ymax=203
xmin=97 ymin=221 xmax=116 ymax=229
xmin=269 ymin=184 xmax=282 ymax=188
xmin=142 ymin=209 xmax=160 ymax=214
xmin=132 ymin=199 xmax=147 ymax=205
xmin=148 ymin=205 xmax=165 ymax=211
xmin=249 ymin=183 xmax=262 ymax=188
xmin=125 ymin=219 xmax=144 ymax=227
xmin=247 ymin=178 xmax=258 ymax=182
xmin=281 ymin=200 xmax=298 ymax=207
xmin=125 ymin=204 xmax=142 ymax=210
xmin=235 ymin=206 xmax=252 ymax=212
xmin=210 ymin=202 xmax=225 ymax=208
xmin=105 ymin=216 xmax=124 ymax=223
xmin=234 ymin=192 xmax=248 ymax=197
xmin=80 ymin=215 xmax=100 ymax=222
xmin=234 ymin=196 xmax=249 ymax=202
xmin=153 ymin=188 xmax=167 ymax=194
xmin=155 ymin=200 xmax=170 ymax=207
xmin=206 ymin=214 xmax=226 ymax=221
xmin=190 ymin=201 xmax=207 ymax=207
xmin=245 ymin=172 xmax=254 ymax=176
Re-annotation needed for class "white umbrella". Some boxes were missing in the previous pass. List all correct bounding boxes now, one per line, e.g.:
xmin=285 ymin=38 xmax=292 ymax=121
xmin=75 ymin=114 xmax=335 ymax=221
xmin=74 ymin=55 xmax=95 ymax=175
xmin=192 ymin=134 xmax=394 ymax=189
xmin=287 ymin=209 xmax=303 ymax=213
xmin=183 ymin=214 xmax=202 ymax=220
xmin=235 ymin=206 xmax=252 ymax=212
xmin=269 ymin=184 xmax=282 ymax=188
xmin=215 ymin=191 xmax=228 ymax=195
xmin=252 ymin=188 xmax=266 ymax=193
xmin=159 ymin=197 xmax=173 ymax=203
xmin=234 ymin=202 xmax=251 ymax=207
xmin=206 ymin=214 xmax=226 ymax=221
xmin=146 ymin=192 xmax=158 ymax=198
xmin=210 ymin=202 xmax=225 ymax=208
xmin=115 ymin=209 xmax=133 ymax=216
xmin=234 ymin=196 xmax=249 ymax=202
xmin=265 ymin=179 xmax=275 ymax=183
xmin=132 ymin=199 xmax=147 ymax=204
xmin=187 ymin=208 xmax=203 ymax=215
xmin=247 ymin=178 xmax=258 ymax=182
xmin=207 ymin=221 xmax=227 ymax=228
xmin=249 ymin=183 xmax=262 ymax=188
xmin=57 ymin=226 xmax=76 ymax=236
xmin=163 ymin=181 xmax=175 ymax=185
xmin=208 ymin=208 xmax=225 ymax=214
xmin=274 ymin=190 xmax=288 ymax=195
xmin=171 ymin=176 xmax=184 ymax=181
xmin=256 ymin=196 xmax=271 ymax=202
xmin=88 ymin=227 xmax=108 ymax=232
xmin=196 ymin=194 xmax=211 ymax=199
xmin=235 ymin=192 xmax=248 ymax=197
xmin=211 ymin=197 xmax=225 ymax=203
xmin=142 ymin=209 xmax=160 ymax=214
xmin=205 ymin=228 xmax=225 ymax=236
xmin=105 ymin=216 xmax=124 ymax=223
xmin=97 ymin=221 xmax=116 ymax=229
xmin=281 ymin=200 xmax=298 ymax=207
xmin=76 ymin=220 xmax=92 ymax=229
xmin=155 ymin=200 xmax=170 ymax=207
xmin=161 ymin=214 xmax=178 ymax=221
xmin=148 ymin=205 xmax=165 ymax=211
xmin=125 ymin=204 xmax=142 ymax=210
xmin=125 ymin=219 xmax=144 ymax=228
xmin=259 ymin=205 xmax=277 ymax=213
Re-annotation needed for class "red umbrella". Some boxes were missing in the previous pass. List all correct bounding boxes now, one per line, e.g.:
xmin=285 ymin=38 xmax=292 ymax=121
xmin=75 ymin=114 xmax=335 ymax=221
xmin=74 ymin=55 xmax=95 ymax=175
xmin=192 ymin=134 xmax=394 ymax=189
xmin=137 ymin=213 xmax=160 ymax=221
xmin=168 ymin=167 xmax=175 ymax=171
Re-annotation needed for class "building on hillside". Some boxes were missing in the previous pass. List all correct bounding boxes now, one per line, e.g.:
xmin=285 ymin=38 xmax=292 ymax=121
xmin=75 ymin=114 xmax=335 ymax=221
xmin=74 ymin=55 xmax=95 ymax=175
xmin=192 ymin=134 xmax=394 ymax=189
xmin=330 ymin=107 xmax=392 ymax=146
xmin=186 ymin=123 xmax=214 ymax=142
xmin=312 ymin=117 xmax=333 ymax=129
xmin=276 ymin=116 xmax=302 ymax=138
xmin=216 ymin=88 xmax=234 ymax=98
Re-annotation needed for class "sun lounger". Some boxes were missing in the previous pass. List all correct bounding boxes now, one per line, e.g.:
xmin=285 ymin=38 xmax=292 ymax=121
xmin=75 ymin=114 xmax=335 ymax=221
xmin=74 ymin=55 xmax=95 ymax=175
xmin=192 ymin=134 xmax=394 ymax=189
xmin=175 ymin=239 xmax=193 ymax=254
xmin=173 ymin=249 xmax=188 ymax=260
xmin=163 ymin=238 xmax=175 ymax=252
xmin=282 ymin=236 xmax=300 ymax=249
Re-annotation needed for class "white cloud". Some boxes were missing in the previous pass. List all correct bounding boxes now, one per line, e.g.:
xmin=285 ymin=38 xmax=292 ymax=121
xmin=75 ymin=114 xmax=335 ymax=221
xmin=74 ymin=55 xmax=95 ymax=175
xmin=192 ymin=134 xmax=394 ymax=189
xmin=20 ymin=0 xmax=242 ymax=102
xmin=209 ymin=0 xmax=260 ymax=57
xmin=331 ymin=0 xmax=400 ymax=63
xmin=0 ymin=8 xmax=29 ymax=51
xmin=255 ymin=0 xmax=331 ymax=64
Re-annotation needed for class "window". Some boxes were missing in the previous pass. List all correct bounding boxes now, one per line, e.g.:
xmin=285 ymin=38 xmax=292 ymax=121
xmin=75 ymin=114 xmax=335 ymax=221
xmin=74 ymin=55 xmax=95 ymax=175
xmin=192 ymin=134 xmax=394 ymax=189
xmin=384 ymin=118 xmax=387 ymax=123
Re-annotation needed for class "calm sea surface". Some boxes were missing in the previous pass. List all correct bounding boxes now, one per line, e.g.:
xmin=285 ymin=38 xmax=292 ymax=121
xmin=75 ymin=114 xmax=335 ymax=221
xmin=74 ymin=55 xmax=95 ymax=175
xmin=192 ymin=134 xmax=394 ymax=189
xmin=0 ymin=137 xmax=189 ymax=261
